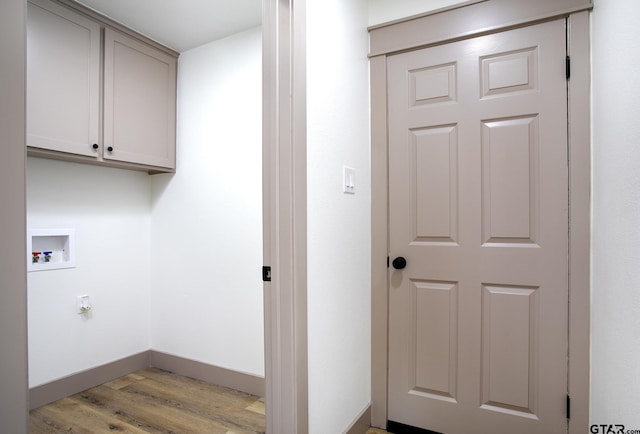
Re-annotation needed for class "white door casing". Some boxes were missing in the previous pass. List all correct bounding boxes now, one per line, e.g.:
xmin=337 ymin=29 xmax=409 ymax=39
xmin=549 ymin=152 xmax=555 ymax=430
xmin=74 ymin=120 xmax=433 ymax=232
xmin=387 ymin=19 xmax=570 ymax=434
xmin=262 ymin=0 xmax=308 ymax=432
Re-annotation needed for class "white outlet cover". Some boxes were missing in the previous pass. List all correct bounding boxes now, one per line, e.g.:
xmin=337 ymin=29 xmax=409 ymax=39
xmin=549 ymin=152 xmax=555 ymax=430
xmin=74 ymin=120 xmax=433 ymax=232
xmin=77 ymin=295 xmax=92 ymax=314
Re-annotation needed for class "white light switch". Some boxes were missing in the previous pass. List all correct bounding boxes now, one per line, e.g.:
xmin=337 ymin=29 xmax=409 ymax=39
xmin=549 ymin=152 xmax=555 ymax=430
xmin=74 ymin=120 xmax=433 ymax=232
xmin=343 ymin=166 xmax=355 ymax=194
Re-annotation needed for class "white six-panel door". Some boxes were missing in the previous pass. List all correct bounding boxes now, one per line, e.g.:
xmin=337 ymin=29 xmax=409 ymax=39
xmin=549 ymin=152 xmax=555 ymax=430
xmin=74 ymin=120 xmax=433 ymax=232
xmin=387 ymin=19 xmax=569 ymax=434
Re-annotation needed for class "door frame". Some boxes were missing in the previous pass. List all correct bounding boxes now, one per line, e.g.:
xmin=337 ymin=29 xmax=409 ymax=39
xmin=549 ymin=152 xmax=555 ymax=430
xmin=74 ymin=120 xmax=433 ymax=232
xmin=0 ymin=0 xmax=29 ymax=431
xmin=0 ymin=0 xmax=306 ymax=431
xmin=262 ymin=0 xmax=308 ymax=432
xmin=369 ymin=2 xmax=592 ymax=433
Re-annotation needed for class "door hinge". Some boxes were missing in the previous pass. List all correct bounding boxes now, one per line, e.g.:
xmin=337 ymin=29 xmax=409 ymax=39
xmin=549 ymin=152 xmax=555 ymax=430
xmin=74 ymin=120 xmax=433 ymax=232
xmin=566 ymin=394 xmax=571 ymax=419
xmin=262 ymin=266 xmax=271 ymax=282
xmin=566 ymin=56 xmax=571 ymax=80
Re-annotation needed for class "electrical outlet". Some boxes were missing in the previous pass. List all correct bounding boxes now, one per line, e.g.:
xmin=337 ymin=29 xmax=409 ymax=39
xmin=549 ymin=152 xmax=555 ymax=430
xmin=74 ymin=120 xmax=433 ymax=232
xmin=77 ymin=295 xmax=92 ymax=314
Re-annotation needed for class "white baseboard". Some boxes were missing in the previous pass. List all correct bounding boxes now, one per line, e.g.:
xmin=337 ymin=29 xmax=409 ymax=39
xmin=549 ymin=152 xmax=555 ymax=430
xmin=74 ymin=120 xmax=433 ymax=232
xmin=30 ymin=350 xmax=265 ymax=410
xmin=149 ymin=350 xmax=265 ymax=398
xmin=344 ymin=403 xmax=372 ymax=434
xmin=29 ymin=351 xmax=149 ymax=410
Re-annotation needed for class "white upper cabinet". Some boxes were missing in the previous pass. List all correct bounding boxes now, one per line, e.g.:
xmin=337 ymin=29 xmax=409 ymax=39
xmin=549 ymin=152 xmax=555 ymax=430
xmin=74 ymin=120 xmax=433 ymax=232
xmin=26 ymin=0 xmax=178 ymax=173
xmin=27 ymin=0 xmax=100 ymax=157
xmin=103 ymin=29 xmax=176 ymax=170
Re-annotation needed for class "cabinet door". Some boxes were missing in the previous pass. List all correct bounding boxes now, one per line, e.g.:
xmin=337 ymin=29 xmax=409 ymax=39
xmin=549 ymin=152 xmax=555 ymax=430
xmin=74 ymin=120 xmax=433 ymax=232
xmin=104 ymin=29 xmax=177 ymax=170
xmin=27 ymin=0 xmax=100 ymax=157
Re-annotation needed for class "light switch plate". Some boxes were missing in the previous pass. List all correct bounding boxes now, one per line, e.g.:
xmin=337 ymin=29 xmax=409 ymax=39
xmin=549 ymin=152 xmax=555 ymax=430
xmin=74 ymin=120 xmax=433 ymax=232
xmin=343 ymin=166 xmax=355 ymax=194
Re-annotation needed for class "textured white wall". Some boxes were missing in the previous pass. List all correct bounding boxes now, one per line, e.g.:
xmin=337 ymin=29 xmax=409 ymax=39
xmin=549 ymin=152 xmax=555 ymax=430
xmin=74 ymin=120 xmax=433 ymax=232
xmin=150 ymin=27 xmax=264 ymax=376
xmin=27 ymin=158 xmax=152 ymax=387
xmin=367 ymin=0 xmax=468 ymax=26
xmin=306 ymin=0 xmax=372 ymax=432
xmin=591 ymin=0 xmax=640 ymax=428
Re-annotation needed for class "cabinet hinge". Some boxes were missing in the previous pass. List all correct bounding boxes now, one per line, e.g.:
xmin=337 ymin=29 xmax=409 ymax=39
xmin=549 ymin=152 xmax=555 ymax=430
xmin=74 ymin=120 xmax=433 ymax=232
xmin=566 ymin=56 xmax=571 ymax=80
xmin=566 ymin=394 xmax=571 ymax=419
xmin=262 ymin=266 xmax=271 ymax=282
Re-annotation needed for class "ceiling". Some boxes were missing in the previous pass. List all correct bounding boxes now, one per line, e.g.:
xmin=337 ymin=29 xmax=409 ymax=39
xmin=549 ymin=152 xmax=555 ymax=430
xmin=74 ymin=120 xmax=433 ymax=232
xmin=74 ymin=0 xmax=262 ymax=52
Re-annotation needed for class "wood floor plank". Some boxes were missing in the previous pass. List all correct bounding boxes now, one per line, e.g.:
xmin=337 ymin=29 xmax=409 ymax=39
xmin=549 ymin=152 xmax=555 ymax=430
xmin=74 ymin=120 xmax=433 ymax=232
xmin=76 ymin=383 xmax=243 ymax=434
xmin=245 ymin=398 xmax=265 ymax=416
xmin=30 ymin=396 xmax=149 ymax=433
xmin=104 ymin=373 xmax=146 ymax=391
xmin=139 ymin=368 xmax=258 ymax=409
xmin=29 ymin=368 xmax=390 ymax=433
xmin=119 ymin=371 xmax=264 ymax=433
xmin=29 ymin=368 xmax=266 ymax=434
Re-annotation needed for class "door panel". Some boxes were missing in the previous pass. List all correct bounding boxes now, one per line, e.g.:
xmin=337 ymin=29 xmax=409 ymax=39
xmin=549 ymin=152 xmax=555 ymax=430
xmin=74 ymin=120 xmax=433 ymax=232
xmin=27 ymin=0 xmax=100 ymax=156
xmin=411 ymin=280 xmax=458 ymax=399
xmin=388 ymin=20 xmax=568 ymax=434
xmin=104 ymin=28 xmax=177 ymax=169
xmin=412 ymin=125 xmax=458 ymax=243
xmin=481 ymin=116 xmax=539 ymax=244
xmin=481 ymin=284 xmax=538 ymax=413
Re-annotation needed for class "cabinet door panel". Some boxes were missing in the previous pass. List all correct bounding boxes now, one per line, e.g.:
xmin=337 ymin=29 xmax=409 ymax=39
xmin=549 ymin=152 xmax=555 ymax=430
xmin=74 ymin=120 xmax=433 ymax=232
xmin=27 ymin=0 xmax=100 ymax=157
xmin=104 ymin=29 xmax=177 ymax=170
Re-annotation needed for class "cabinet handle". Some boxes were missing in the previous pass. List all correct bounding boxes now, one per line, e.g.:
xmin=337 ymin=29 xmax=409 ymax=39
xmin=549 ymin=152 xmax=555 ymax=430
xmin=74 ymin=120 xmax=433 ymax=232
xmin=92 ymin=144 xmax=98 ymax=150
xmin=107 ymin=146 xmax=114 ymax=152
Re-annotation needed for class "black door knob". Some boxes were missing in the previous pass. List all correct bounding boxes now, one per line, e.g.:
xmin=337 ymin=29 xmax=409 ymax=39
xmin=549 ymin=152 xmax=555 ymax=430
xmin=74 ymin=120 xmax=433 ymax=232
xmin=92 ymin=143 xmax=98 ymax=150
xmin=392 ymin=257 xmax=407 ymax=270
xmin=107 ymin=146 xmax=113 ymax=152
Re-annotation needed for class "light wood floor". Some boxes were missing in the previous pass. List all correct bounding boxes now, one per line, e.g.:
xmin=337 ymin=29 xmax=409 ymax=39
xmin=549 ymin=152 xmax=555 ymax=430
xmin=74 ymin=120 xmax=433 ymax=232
xmin=29 ymin=367 xmax=266 ymax=433
xmin=29 ymin=367 xmax=392 ymax=433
